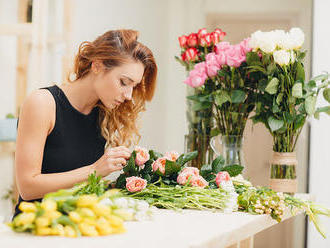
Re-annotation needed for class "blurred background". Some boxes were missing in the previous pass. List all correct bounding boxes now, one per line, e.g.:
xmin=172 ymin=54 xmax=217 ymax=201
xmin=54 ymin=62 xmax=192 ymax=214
xmin=0 ymin=0 xmax=329 ymax=247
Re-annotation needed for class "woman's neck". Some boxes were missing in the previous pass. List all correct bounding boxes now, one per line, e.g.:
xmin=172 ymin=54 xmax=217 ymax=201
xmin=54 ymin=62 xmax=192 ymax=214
xmin=60 ymin=75 xmax=99 ymax=115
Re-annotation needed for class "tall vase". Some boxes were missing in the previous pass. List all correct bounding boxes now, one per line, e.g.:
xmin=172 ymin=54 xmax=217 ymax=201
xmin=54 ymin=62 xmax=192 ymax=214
xmin=269 ymin=152 xmax=298 ymax=193
xmin=210 ymin=135 xmax=245 ymax=167
xmin=184 ymin=87 xmax=214 ymax=169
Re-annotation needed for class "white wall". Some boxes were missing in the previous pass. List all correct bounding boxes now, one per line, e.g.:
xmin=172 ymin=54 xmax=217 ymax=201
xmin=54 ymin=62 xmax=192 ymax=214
xmin=308 ymin=0 xmax=330 ymax=246
xmin=0 ymin=0 xmax=18 ymax=221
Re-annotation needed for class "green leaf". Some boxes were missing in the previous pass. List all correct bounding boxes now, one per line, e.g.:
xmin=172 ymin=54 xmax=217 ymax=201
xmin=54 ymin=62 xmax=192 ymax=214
xmin=165 ymin=160 xmax=181 ymax=176
xmin=231 ymin=90 xmax=246 ymax=103
xmin=323 ymin=88 xmax=330 ymax=103
xmin=265 ymin=78 xmax=279 ymax=95
xmin=314 ymin=106 xmax=330 ymax=119
xmin=200 ymin=164 xmax=214 ymax=181
xmin=187 ymin=94 xmax=212 ymax=103
xmin=296 ymin=62 xmax=305 ymax=82
xmin=292 ymin=83 xmax=303 ymax=98
xmin=177 ymin=151 xmax=198 ymax=166
xmin=115 ymin=174 xmax=128 ymax=189
xmin=306 ymin=80 xmax=316 ymax=90
xmin=297 ymin=51 xmax=306 ymax=60
xmin=276 ymin=93 xmax=284 ymax=105
xmin=266 ymin=63 xmax=277 ymax=75
xmin=294 ymin=115 xmax=306 ymax=130
xmin=210 ymin=128 xmax=220 ymax=137
xmin=149 ymin=150 xmax=162 ymax=160
xmin=123 ymin=151 xmax=137 ymax=175
xmin=5 ymin=113 xmax=15 ymax=119
xmin=212 ymin=155 xmax=225 ymax=173
xmin=246 ymin=52 xmax=261 ymax=65
xmin=215 ymin=90 xmax=231 ymax=106
xmin=192 ymin=101 xmax=212 ymax=111
xmin=267 ymin=116 xmax=284 ymax=132
xmin=221 ymin=165 xmax=244 ymax=177
xmin=305 ymin=96 xmax=317 ymax=115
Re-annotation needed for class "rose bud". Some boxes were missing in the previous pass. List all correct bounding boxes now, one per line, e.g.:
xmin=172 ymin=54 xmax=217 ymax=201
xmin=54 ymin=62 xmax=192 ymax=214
xmin=187 ymin=33 xmax=198 ymax=47
xmin=178 ymin=35 xmax=188 ymax=48
xmin=211 ymin=31 xmax=221 ymax=44
xmin=197 ymin=28 xmax=208 ymax=39
xmin=184 ymin=47 xmax=198 ymax=61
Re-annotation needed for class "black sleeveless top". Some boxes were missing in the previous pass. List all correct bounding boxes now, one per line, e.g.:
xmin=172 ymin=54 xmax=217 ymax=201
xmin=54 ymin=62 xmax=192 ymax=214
xmin=13 ymin=84 xmax=106 ymax=218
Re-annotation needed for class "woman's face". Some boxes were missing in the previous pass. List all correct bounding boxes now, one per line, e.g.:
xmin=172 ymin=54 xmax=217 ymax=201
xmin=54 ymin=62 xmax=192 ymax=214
xmin=94 ymin=60 xmax=144 ymax=109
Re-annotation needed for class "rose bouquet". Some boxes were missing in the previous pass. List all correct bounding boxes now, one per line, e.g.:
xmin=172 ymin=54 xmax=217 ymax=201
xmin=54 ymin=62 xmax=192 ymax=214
xmin=176 ymin=28 xmax=226 ymax=169
xmin=184 ymin=38 xmax=259 ymax=167
xmin=246 ymin=27 xmax=330 ymax=192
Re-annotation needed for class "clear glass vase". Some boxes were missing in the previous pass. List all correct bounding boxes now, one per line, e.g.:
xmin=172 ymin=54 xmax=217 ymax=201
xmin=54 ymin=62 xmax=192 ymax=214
xmin=210 ymin=135 xmax=245 ymax=167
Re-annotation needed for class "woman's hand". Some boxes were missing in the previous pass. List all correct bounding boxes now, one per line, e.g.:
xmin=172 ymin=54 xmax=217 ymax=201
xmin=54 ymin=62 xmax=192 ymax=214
xmin=92 ymin=146 xmax=131 ymax=177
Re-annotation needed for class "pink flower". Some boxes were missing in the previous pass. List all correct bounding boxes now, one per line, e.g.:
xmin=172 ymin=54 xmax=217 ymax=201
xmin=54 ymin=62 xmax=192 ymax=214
xmin=126 ymin=176 xmax=147 ymax=192
xmin=225 ymin=45 xmax=245 ymax=68
xmin=165 ymin=151 xmax=179 ymax=162
xmin=178 ymin=35 xmax=188 ymax=48
xmin=152 ymin=157 xmax=167 ymax=175
xmin=181 ymin=167 xmax=200 ymax=176
xmin=216 ymin=52 xmax=226 ymax=66
xmin=177 ymin=172 xmax=195 ymax=185
xmin=214 ymin=28 xmax=226 ymax=40
xmin=215 ymin=171 xmax=231 ymax=187
xmin=134 ymin=146 xmax=150 ymax=167
xmin=205 ymin=53 xmax=221 ymax=77
xmin=215 ymin=41 xmax=231 ymax=54
xmin=184 ymin=48 xmax=198 ymax=61
xmin=187 ymin=33 xmax=198 ymax=47
xmin=184 ymin=62 xmax=208 ymax=88
xmin=191 ymin=176 xmax=209 ymax=188
xmin=239 ymin=38 xmax=252 ymax=54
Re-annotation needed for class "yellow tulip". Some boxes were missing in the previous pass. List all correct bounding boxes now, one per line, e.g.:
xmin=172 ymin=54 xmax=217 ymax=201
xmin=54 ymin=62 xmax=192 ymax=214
xmin=41 ymin=200 xmax=57 ymax=212
xmin=19 ymin=202 xmax=37 ymax=213
xmin=92 ymin=203 xmax=111 ymax=217
xmin=15 ymin=212 xmax=36 ymax=226
xmin=35 ymin=216 xmax=50 ymax=227
xmin=64 ymin=225 xmax=77 ymax=238
xmin=78 ymin=223 xmax=99 ymax=236
xmin=45 ymin=210 xmax=62 ymax=220
xmin=51 ymin=224 xmax=65 ymax=236
xmin=106 ymin=215 xmax=124 ymax=229
xmin=113 ymin=209 xmax=134 ymax=221
xmin=79 ymin=208 xmax=96 ymax=218
xmin=69 ymin=211 xmax=82 ymax=223
xmin=35 ymin=227 xmax=52 ymax=236
xmin=77 ymin=195 xmax=98 ymax=208
xmin=95 ymin=217 xmax=113 ymax=235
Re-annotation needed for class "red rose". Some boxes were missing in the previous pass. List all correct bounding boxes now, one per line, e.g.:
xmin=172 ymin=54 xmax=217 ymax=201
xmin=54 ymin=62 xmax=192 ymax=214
xmin=185 ymin=48 xmax=198 ymax=61
xmin=197 ymin=28 xmax=208 ymax=39
xmin=211 ymin=32 xmax=220 ymax=44
xmin=187 ymin=33 xmax=198 ymax=47
xmin=178 ymin=35 xmax=188 ymax=48
xmin=214 ymin=28 xmax=226 ymax=40
xmin=181 ymin=52 xmax=187 ymax=61
xmin=199 ymin=33 xmax=212 ymax=47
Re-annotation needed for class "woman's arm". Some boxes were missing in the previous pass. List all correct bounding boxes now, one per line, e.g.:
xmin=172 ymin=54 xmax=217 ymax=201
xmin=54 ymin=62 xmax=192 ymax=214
xmin=15 ymin=89 xmax=130 ymax=200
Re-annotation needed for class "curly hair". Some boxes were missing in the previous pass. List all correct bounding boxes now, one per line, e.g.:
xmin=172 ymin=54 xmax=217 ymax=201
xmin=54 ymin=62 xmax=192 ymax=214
xmin=69 ymin=29 xmax=157 ymax=148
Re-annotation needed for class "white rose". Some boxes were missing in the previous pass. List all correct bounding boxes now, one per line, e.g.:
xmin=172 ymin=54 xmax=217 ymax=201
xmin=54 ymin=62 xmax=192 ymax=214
xmin=289 ymin=27 xmax=305 ymax=49
xmin=290 ymin=51 xmax=296 ymax=63
xmin=273 ymin=50 xmax=291 ymax=66
xmin=272 ymin=29 xmax=287 ymax=49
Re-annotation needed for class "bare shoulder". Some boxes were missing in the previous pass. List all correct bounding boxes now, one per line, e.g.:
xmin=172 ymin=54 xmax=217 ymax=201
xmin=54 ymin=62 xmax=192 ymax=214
xmin=19 ymin=88 xmax=56 ymax=134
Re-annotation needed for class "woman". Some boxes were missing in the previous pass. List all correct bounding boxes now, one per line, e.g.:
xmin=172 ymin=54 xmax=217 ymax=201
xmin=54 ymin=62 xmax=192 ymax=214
xmin=13 ymin=29 xmax=157 ymax=218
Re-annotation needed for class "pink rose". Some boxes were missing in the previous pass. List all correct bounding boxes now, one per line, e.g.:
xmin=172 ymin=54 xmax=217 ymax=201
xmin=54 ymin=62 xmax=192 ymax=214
xmin=165 ymin=151 xmax=179 ymax=162
xmin=215 ymin=171 xmax=230 ymax=187
xmin=177 ymin=172 xmax=197 ymax=185
xmin=191 ymin=176 xmax=208 ymax=188
xmin=181 ymin=167 xmax=200 ymax=176
xmin=239 ymin=38 xmax=252 ymax=54
xmin=178 ymin=35 xmax=188 ymax=48
xmin=184 ymin=48 xmax=198 ymax=61
xmin=205 ymin=53 xmax=221 ymax=77
xmin=126 ymin=176 xmax=147 ymax=192
xmin=187 ymin=33 xmax=198 ymax=47
xmin=184 ymin=62 xmax=207 ymax=88
xmin=152 ymin=157 xmax=167 ymax=175
xmin=215 ymin=41 xmax=231 ymax=54
xmin=216 ymin=52 xmax=226 ymax=66
xmin=225 ymin=45 xmax=245 ymax=68
xmin=134 ymin=146 xmax=150 ymax=167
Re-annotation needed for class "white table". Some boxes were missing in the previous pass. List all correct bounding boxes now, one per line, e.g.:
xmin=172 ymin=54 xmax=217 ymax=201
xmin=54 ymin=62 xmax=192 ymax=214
xmin=0 ymin=208 xmax=301 ymax=248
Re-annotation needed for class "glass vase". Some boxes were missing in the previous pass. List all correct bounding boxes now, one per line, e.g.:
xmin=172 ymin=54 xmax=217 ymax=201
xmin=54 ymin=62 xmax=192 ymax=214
xmin=210 ymin=135 xmax=245 ymax=167
xmin=269 ymin=152 xmax=298 ymax=193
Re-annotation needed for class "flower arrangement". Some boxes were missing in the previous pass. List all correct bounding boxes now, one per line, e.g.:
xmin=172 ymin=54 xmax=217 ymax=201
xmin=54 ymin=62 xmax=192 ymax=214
xmin=176 ymin=28 xmax=227 ymax=169
xmin=246 ymin=27 xmax=330 ymax=190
